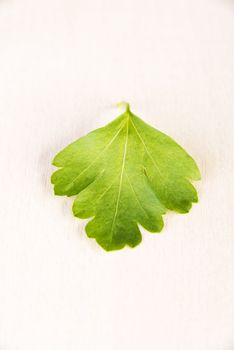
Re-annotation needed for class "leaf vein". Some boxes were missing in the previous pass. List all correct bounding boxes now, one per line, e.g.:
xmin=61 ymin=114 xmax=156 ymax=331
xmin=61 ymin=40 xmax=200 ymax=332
xmin=130 ymin=118 xmax=163 ymax=179
xmin=66 ymin=121 xmax=126 ymax=190
xmin=126 ymin=173 xmax=148 ymax=217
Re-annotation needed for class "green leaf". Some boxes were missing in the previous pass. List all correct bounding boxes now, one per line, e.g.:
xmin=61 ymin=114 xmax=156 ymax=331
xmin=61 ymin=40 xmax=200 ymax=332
xmin=51 ymin=103 xmax=201 ymax=251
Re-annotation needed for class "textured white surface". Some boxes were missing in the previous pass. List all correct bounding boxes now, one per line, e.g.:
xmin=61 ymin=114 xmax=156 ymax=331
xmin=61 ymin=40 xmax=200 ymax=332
xmin=0 ymin=0 xmax=234 ymax=349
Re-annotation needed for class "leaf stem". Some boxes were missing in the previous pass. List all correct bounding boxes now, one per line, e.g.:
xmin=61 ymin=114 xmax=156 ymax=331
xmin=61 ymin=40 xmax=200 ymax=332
xmin=117 ymin=101 xmax=130 ymax=113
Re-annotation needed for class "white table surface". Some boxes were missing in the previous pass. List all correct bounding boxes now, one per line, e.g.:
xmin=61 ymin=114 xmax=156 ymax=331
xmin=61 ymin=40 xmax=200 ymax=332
xmin=0 ymin=0 xmax=234 ymax=349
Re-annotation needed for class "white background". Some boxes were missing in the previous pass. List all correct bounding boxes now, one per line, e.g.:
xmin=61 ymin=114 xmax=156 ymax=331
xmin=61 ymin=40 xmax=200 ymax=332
xmin=0 ymin=0 xmax=234 ymax=349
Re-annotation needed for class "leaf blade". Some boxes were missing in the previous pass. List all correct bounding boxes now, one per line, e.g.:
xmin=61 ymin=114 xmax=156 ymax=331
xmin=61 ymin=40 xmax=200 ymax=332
xmin=51 ymin=105 xmax=201 ymax=251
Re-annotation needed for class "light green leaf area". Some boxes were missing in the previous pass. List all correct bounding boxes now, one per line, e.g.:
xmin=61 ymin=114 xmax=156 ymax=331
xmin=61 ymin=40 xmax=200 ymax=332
xmin=51 ymin=103 xmax=201 ymax=251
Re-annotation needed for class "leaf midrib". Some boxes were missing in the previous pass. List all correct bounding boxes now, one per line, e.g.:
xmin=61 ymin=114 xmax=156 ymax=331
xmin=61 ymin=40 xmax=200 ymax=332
xmin=109 ymin=116 xmax=129 ymax=238
xmin=108 ymin=113 xmax=163 ymax=240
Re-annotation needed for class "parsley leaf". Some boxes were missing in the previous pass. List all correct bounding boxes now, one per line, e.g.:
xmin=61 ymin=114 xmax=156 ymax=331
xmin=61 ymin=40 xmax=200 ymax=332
xmin=51 ymin=103 xmax=201 ymax=251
